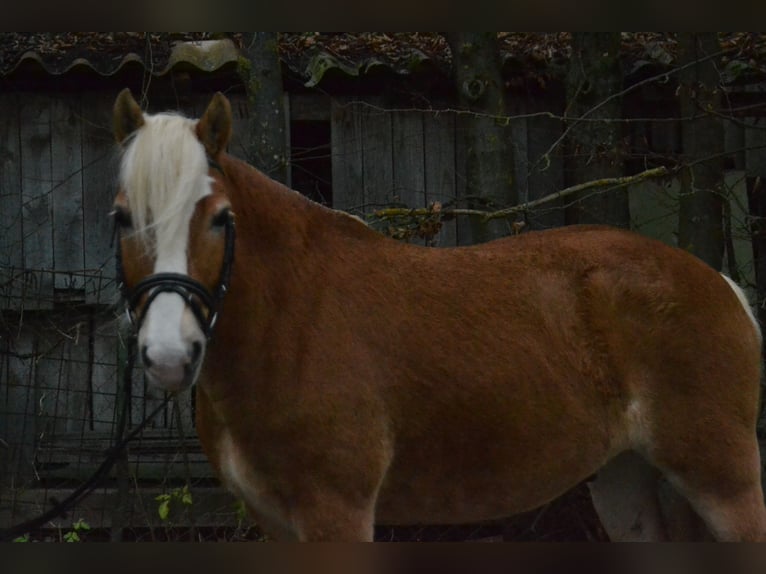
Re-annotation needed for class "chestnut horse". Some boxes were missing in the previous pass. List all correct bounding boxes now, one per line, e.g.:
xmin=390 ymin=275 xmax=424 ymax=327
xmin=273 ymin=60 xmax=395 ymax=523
xmin=111 ymin=88 xmax=766 ymax=541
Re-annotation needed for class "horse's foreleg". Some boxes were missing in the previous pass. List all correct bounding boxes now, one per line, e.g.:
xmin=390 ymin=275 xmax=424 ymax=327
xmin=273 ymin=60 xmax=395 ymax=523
xmin=292 ymin=494 xmax=377 ymax=542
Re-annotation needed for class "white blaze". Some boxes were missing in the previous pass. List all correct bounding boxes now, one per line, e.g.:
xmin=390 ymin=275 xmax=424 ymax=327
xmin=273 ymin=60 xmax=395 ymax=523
xmin=119 ymin=112 xmax=213 ymax=391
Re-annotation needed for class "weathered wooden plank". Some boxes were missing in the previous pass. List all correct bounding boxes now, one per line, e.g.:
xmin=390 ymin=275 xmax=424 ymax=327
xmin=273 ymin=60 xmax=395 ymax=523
xmin=50 ymin=96 xmax=85 ymax=293
xmin=743 ymin=89 xmax=766 ymax=327
xmin=392 ymin=110 xmax=425 ymax=209
xmin=525 ymin=96 xmax=566 ymax=230
xmin=282 ymin=92 xmax=293 ymax=189
xmin=745 ymin=119 xmax=766 ymax=177
xmin=723 ymin=171 xmax=755 ymax=287
xmin=393 ymin=111 xmax=426 ymax=245
xmin=453 ymin=113 xmax=471 ymax=245
xmin=0 ymin=330 xmax=12 ymax=479
xmin=226 ymin=93 xmax=250 ymax=160
xmin=724 ymin=117 xmax=745 ymax=171
xmin=362 ymin=100 xmax=393 ymax=208
xmin=508 ymin=97 xmax=529 ymax=206
xmin=629 ymin=180 xmax=679 ymax=245
xmin=19 ymin=94 xmax=54 ymax=309
xmin=330 ymin=98 xmax=365 ymax=215
xmin=81 ymin=93 xmax=117 ymax=305
xmin=0 ymin=92 xmax=23 ymax=310
xmin=2 ymin=325 xmax=39 ymax=485
xmin=423 ymin=111 xmax=457 ymax=247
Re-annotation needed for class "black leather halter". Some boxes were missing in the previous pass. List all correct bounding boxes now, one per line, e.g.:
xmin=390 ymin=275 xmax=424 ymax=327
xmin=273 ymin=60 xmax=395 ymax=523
xmin=114 ymin=161 xmax=235 ymax=339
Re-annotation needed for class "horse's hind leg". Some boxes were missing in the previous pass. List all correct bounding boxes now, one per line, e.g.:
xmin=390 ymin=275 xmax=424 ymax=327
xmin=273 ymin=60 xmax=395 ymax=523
xmin=643 ymin=412 xmax=766 ymax=543
xmin=656 ymin=437 xmax=766 ymax=542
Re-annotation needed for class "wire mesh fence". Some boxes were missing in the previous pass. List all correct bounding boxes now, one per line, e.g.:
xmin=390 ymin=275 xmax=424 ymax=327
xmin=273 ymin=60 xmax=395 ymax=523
xmin=0 ymin=271 xmax=252 ymax=541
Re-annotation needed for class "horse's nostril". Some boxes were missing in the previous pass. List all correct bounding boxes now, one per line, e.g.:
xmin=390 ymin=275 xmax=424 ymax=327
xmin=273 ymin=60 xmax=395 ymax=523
xmin=191 ymin=341 xmax=203 ymax=364
xmin=141 ymin=345 xmax=154 ymax=368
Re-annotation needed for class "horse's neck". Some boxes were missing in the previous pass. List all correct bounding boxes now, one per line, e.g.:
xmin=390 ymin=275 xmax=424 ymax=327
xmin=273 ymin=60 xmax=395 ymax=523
xmin=223 ymin=154 xmax=315 ymax=250
xmin=200 ymin=157 xmax=307 ymax=399
xmin=205 ymin=155 xmax=373 ymax=389
xmin=221 ymin=153 xmax=376 ymax=262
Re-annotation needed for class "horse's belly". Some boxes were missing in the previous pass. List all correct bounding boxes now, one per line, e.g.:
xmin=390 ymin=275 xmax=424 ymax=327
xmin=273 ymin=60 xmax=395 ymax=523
xmin=374 ymin=425 xmax=617 ymax=525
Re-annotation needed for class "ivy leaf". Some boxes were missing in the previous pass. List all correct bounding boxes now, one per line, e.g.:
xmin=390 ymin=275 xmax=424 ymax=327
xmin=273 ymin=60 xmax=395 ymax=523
xmin=721 ymin=59 xmax=752 ymax=83
xmin=158 ymin=499 xmax=170 ymax=521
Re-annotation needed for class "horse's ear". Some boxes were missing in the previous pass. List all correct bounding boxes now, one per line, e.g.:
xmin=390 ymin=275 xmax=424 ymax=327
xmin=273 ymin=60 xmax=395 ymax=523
xmin=113 ymin=88 xmax=145 ymax=144
xmin=196 ymin=92 xmax=232 ymax=158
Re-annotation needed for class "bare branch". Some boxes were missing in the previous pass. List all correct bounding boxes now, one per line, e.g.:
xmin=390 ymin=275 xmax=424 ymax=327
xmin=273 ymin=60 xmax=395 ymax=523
xmin=370 ymin=166 xmax=671 ymax=225
xmin=485 ymin=167 xmax=670 ymax=221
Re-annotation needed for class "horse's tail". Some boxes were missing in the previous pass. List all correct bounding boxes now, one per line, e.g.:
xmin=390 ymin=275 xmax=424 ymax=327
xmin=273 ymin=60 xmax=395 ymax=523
xmin=720 ymin=274 xmax=762 ymax=345
xmin=721 ymin=273 xmax=764 ymax=418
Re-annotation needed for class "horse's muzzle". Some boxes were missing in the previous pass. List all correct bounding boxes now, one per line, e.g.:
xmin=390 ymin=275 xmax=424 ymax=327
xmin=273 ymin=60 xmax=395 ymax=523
xmin=141 ymin=339 xmax=203 ymax=393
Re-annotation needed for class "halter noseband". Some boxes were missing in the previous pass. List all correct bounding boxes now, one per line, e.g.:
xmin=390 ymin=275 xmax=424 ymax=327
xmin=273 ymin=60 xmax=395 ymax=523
xmin=114 ymin=160 xmax=235 ymax=340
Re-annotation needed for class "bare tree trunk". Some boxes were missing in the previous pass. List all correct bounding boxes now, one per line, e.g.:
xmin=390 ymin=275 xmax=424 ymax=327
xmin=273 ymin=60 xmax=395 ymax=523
xmin=677 ymin=32 xmax=724 ymax=270
xmin=238 ymin=32 xmax=288 ymax=184
xmin=445 ymin=32 xmax=515 ymax=244
xmin=565 ymin=32 xmax=628 ymax=228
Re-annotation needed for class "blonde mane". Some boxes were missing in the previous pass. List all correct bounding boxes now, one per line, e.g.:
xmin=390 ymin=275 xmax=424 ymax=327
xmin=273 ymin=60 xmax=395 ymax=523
xmin=118 ymin=112 xmax=212 ymax=256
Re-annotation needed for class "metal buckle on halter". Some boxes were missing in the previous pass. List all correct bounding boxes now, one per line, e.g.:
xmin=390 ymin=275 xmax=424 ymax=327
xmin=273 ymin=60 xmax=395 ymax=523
xmin=124 ymin=304 xmax=136 ymax=328
xmin=208 ymin=311 xmax=219 ymax=332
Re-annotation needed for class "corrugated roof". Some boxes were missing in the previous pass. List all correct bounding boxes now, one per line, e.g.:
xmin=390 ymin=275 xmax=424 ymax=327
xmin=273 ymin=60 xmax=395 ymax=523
xmin=1 ymin=33 xmax=764 ymax=88
xmin=0 ymin=33 xmax=237 ymax=77
xmin=0 ymin=32 xmax=460 ymax=85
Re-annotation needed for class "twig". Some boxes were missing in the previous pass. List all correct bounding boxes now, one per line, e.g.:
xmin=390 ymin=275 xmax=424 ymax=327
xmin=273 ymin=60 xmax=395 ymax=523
xmin=370 ymin=166 xmax=671 ymax=223
xmin=485 ymin=166 xmax=670 ymax=221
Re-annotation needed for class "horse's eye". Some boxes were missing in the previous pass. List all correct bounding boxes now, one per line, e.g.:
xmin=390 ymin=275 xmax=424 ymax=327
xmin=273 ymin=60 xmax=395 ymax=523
xmin=211 ymin=208 xmax=231 ymax=229
xmin=113 ymin=207 xmax=132 ymax=229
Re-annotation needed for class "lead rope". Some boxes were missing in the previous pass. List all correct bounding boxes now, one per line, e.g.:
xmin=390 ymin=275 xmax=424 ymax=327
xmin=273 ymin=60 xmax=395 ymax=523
xmin=0 ymin=334 xmax=171 ymax=541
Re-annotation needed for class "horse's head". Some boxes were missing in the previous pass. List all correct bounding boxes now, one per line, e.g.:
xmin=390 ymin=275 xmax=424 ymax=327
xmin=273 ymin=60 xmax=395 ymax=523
xmin=112 ymin=89 xmax=235 ymax=393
